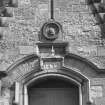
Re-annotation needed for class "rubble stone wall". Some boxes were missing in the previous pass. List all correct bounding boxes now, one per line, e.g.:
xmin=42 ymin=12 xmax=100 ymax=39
xmin=0 ymin=0 xmax=105 ymax=105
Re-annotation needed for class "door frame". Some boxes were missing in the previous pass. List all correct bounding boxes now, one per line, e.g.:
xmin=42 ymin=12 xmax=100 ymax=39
xmin=23 ymin=73 xmax=82 ymax=105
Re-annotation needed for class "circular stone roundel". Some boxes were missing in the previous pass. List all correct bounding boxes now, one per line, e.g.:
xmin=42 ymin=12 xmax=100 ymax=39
xmin=42 ymin=21 xmax=61 ymax=40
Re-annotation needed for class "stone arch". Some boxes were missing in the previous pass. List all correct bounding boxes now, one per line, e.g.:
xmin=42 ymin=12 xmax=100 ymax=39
xmin=2 ymin=53 xmax=101 ymax=105
xmin=3 ymin=53 xmax=99 ymax=84
xmin=22 ymin=71 xmax=89 ymax=105
xmin=7 ymin=54 xmax=39 ymax=72
xmin=64 ymin=53 xmax=104 ymax=77
xmin=5 ymin=54 xmax=39 ymax=83
xmin=64 ymin=53 xmax=99 ymax=71
xmin=25 ymin=73 xmax=83 ymax=105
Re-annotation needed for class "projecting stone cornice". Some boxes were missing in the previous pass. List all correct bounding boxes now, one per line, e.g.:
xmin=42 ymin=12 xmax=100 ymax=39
xmin=64 ymin=53 xmax=105 ymax=73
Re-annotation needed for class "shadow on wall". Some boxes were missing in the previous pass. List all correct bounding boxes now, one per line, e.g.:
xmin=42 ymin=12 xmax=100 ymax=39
xmin=87 ymin=0 xmax=105 ymax=40
xmin=0 ymin=0 xmax=18 ymax=27
xmin=0 ymin=0 xmax=18 ymax=7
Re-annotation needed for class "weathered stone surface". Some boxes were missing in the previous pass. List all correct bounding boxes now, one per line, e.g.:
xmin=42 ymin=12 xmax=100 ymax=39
xmin=55 ymin=0 xmax=80 ymax=6
xmin=18 ymin=46 xmax=36 ymax=55
xmin=72 ymin=4 xmax=90 ymax=12
xmin=90 ymin=78 xmax=105 ymax=85
xmin=9 ymin=20 xmax=38 ymax=45
xmin=65 ymin=13 xmax=81 ymax=25
xmin=0 ymin=0 xmax=105 ymax=70
xmin=0 ymin=61 xmax=11 ymax=71
xmin=89 ymin=78 xmax=105 ymax=104
xmin=97 ymin=46 xmax=105 ymax=56
xmin=90 ymin=86 xmax=103 ymax=102
xmin=0 ymin=53 xmax=3 ymax=59
xmin=18 ymin=0 xmax=31 ymax=6
xmin=0 ymin=1 xmax=105 ymax=105
xmin=0 ymin=98 xmax=9 ymax=105
xmin=80 ymin=13 xmax=97 ymax=25
xmin=95 ymin=98 xmax=105 ymax=105
xmin=37 ymin=3 xmax=49 ymax=18
xmin=77 ymin=45 xmax=97 ymax=56
xmin=9 ymin=58 xmax=39 ymax=81
xmin=14 ymin=6 xmax=35 ymax=20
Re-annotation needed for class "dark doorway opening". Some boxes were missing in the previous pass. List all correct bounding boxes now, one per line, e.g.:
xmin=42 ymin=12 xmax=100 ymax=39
xmin=28 ymin=77 xmax=79 ymax=105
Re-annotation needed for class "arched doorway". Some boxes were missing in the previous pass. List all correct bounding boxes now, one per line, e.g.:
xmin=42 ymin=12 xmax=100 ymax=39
xmin=28 ymin=76 xmax=79 ymax=105
xmin=24 ymin=73 xmax=83 ymax=105
xmin=4 ymin=53 xmax=93 ymax=105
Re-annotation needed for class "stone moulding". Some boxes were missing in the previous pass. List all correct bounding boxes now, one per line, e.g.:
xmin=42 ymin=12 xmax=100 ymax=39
xmin=64 ymin=53 xmax=105 ymax=73
xmin=5 ymin=53 xmax=105 ymax=80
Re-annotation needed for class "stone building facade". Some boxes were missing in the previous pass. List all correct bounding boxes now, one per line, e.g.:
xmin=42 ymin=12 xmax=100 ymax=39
xmin=0 ymin=0 xmax=105 ymax=105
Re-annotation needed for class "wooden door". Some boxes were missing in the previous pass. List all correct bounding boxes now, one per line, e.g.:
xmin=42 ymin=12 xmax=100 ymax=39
xmin=28 ymin=78 xmax=79 ymax=105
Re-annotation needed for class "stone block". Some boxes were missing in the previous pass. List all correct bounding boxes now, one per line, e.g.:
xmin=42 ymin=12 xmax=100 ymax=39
xmin=0 ymin=98 xmax=9 ymax=105
xmin=80 ymin=0 xmax=87 ymax=4
xmin=54 ymin=8 xmax=61 ymax=20
xmin=18 ymin=0 xmax=31 ymax=6
xmin=55 ymin=0 xmax=68 ymax=12
xmin=76 ymin=45 xmax=97 ymax=57
xmin=5 ymin=48 xmax=19 ymax=57
xmin=18 ymin=46 xmax=36 ymax=55
xmin=67 ymin=0 xmax=81 ymax=4
xmin=14 ymin=6 xmax=35 ymax=20
xmin=72 ymin=4 xmax=89 ymax=12
xmin=36 ymin=3 xmax=49 ymax=19
xmin=95 ymin=97 xmax=105 ymax=105
xmin=90 ymin=85 xmax=103 ymax=102
xmin=90 ymin=78 xmax=105 ymax=86
xmin=97 ymin=46 xmax=105 ymax=56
